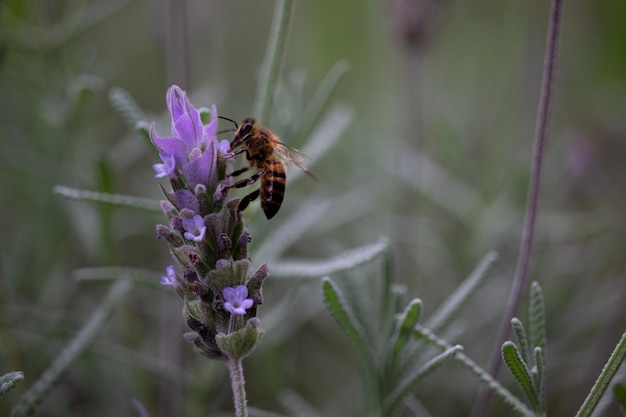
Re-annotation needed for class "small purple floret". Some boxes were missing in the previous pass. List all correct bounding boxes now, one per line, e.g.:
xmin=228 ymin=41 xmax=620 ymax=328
xmin=223 ymin=285 xmax=254 ymax=316
xmin=153 ymin=153 xmax=176 ymax=178
xmin=160 ymin=265 xmax=176 ymax=286
xmin=182 ymin=215 xmax=206 ymax=242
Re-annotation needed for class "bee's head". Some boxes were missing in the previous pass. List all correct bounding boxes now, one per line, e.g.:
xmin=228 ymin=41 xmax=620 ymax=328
xmin=232 ymin=118 xmax=256 ymax=147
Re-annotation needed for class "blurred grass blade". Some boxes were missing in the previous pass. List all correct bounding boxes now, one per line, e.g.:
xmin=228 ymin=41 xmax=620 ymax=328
xmin=253 ymin=0 xmax=293 ymax=123
xmin=529 ymin=281 xmax=546 ymax=352
xmin=533 ymin=347 xmax=546 ymax=412
xmin=73 ymin=266 xmax=162 ymax=287
xmin=109 ymin=87 xmax=150 ymax=143
xmin=425 ymin=251 xmax=498 ymax=334
xmin=54 ymin=185 xmax=161 ymax=211
xmin=11 ymin=281 xmax=131 ymax=417
xmin=575 ymin=331 xmax=626 ymax=417
xmin=613 ymin=382 xmax=626 ymax=415
xmin=291 ymin=103 xmax=353 ymax=183
xmin=321 ymin=277 xmax=378 ymax=409
xmin=383 ymin=345 xmax=462 ymax=417
xmin=270 ymin=240 xmax=389 ymax=279
xmin=0 ymin=371 xmax=24 ymax=395
xmin=248 ymin=407 xmax=289 ymax=417
xmin=391 ymin=299 xmax=422 ymax=359
xmin=511 ymin=318 xmax=530 ymax=365
xmin=280 ymin=390 xmax=324 ymax=417
xmin=415 ymin=325 xmax=533 ymax=417
xmin=297 ymin=60 xmax=350 ymax=141
xmin=502 ymin=341 xmax=541 ymax=412
xmin=254 ymin=199 xmax=331 ymax=262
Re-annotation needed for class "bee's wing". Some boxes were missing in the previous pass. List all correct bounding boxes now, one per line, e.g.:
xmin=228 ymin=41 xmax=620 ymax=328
xmin=270 ymin=138 xmax=317 ymax=181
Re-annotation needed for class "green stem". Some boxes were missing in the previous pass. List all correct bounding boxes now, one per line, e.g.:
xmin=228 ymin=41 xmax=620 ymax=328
xmin=575 ymin=331 xmax=626 ymax=417
xmin=252 ymin=0 xmax=294 ymax=124
xmin=228 ymin=357 xmax=248 ymax=417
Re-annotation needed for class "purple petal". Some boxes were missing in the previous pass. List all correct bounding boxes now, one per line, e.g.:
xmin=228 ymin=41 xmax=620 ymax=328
xmin=183 ymin=140 xmax=216 ymax=189
xmin=173 ymin=189 xmax=199 ymax=212
xmin=223 ymin=287 xmax=236 ymax=301
xmin=167 ymin=86 xmax=203 ymax=150
xmin=234 ymin=285 xmax=249 ymax=299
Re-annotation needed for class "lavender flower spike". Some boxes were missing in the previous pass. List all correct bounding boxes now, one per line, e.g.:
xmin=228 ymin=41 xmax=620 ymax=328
xmin=223 ymin=286 xmax=254 ymax=316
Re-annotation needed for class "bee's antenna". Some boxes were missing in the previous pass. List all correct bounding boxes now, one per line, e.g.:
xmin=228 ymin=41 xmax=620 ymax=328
xmin=218 ymin=116 xmax=239 ymax=129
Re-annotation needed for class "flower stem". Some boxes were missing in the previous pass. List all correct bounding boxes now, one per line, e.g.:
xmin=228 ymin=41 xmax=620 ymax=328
xmin=228 ymin=357 xmax=248 ymax=417
xmin=472 ymin=0 xmax=564 ymax=415
xmin=252 ymin=0 xmax=294 ymax=124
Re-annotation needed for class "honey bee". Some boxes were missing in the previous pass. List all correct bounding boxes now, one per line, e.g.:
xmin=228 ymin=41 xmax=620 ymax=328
xmin=219 ymin=118 xmax=315 ymax=219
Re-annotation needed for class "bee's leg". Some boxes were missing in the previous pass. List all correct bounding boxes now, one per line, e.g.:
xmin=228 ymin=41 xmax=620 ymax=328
xmin=218 ymin=148 xmax=252 ymax=160
xmin=228 ymin=166 xmax=249 ymax=178
xmin=223 ymin=166 xmax=267 ymax=190
xmin=238 ymin=189 xmax=261 ymax=212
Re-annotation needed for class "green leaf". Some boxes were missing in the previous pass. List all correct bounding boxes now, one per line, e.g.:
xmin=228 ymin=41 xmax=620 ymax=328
xmin=575 ymin=331 xmax=626 ymax=417
xmin=511 ymin=318 xmax=530 ymax=365
xmin=529 ymin=281 xmax=546 ymax=352
xmin=270 ymin=240 xmax=389 ymax=279
xmin=0 ymin=371 xmax=24 ymax=395
xmin=502 ymin=341 xmax=541 ymax=413
xmin=613 ymin=382 xmax=626 ymax=415
xmin=425 ymin=251 xmax=498 ymax=334
xmin=391 ymin=299 xmax=422 ymax=358
xmin=321 ymin=277 xmax=378 ymax=409
xmin=53 ymin=185 xmax=161 ymax=211
xmin=382 ymin=345 xmax=462 ymax=417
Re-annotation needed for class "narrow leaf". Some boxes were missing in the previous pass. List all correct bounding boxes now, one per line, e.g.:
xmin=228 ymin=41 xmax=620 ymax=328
xmin=533 ymin=347 xmax=546 ymax=413
xmin=271 ymin=240 xmax=389 ymax=279
xmin=511 ymin=318 xmax=530 ymax=365
xmin=0 ymin=372 xmax=24 ymax=395
xmin=53 ymin=185 xmax=161 ymax=211
xmin=425 ymin=251 xmax=498 ymax=334
xmin=613 ymin=383 xmax=626 ymax=415
xmin=383 ymin=345 xmax=462 ymax=417
xmin=575 ymin=331 xmax=626 ymax=417
xmin=108 ymin=87 xmax=149 ymax=142
xmin=414 ymin=325 xmax=533 ymax=417
xmin=322 ymin=277 xmax=378 ymax=408
xmin=391 ymin=299 xmax=422 ymax=358
xmin=529 ymin=281 xmax=546 ymax=351
xmin=502 ymin=342 xmax=542 ymax=412
xmin=10 ymin=281 xmax=131 ymax=417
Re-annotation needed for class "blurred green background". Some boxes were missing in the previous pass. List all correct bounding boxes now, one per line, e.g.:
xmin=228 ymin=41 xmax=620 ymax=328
xmin=1 ymin=0 xmax=626 ymax=416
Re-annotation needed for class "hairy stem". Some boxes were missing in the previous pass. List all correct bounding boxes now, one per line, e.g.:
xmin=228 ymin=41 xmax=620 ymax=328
xmin=252 ymin=0 xmax=294 ymax=124
xmin=472 ymin=0 xmax=564 ymax=415
xmin=228 ymin=357 xmax=248 ymax=417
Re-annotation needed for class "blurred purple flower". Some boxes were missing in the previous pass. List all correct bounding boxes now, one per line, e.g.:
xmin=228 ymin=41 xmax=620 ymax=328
xmin=182 ymin=215 xmax=206 ymax=242
xmin=160 ymin=265 xmax=177 ymax=286
xmin=223 ymin=285 xmax=254 ymax=316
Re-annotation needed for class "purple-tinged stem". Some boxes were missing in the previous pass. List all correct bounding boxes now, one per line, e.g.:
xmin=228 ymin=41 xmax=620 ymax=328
xmin=165 ymin=0 xmax=191 ymax=89
xmin=228 ymin=357 xmax=248 ymax=417
xmin=472 ymin=0 xmax=564 ymax=415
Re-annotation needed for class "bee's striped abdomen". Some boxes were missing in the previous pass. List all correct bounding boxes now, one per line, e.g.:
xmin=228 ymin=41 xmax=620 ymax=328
xmin=261 ymin=158 xmax=287 ymax=219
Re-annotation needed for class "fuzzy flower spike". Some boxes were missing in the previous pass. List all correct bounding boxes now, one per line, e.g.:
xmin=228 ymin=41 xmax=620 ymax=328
xmin=151 ymin=85 xmax=266 ymax=361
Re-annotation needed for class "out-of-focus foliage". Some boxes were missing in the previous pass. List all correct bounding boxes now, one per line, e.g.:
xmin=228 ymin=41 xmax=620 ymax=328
xmin=1 ymin=0 xmax=626 ymax=416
